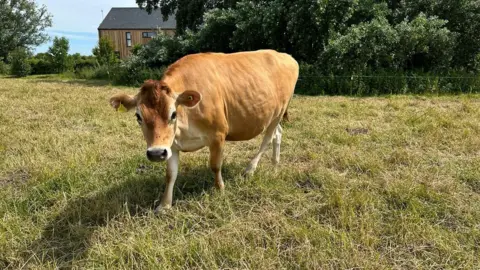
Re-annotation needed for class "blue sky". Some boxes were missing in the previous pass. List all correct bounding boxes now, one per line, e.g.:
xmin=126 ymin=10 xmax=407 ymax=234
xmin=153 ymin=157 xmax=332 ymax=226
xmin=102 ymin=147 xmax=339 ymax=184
xmin=34 ymin=0 xmax=134 ymax=55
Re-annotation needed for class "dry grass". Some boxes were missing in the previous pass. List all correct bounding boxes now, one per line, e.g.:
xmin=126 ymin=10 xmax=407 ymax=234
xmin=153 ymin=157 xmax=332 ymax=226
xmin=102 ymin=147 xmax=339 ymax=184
xmin=1 ymin=77 xmax=480 ymax=269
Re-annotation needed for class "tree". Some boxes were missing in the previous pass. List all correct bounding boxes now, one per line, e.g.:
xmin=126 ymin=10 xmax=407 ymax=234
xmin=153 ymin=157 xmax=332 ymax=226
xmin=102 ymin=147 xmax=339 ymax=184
xmin=131 ymin=0 xmax=479 ymax=73
xmin=0 ymin=0 xmax=52 ymax=61
xmin=194 ymin=8 xmax=237 ymax=53
xmin=48 ymin=37 xmax=70 ymax=73
xmin=8 ymin=47 xmax=32 ymax=77
xmin=92 ymin=37 xmax=117 ymax=66
xmin=135 ymin=0 xmax=238 ymax=34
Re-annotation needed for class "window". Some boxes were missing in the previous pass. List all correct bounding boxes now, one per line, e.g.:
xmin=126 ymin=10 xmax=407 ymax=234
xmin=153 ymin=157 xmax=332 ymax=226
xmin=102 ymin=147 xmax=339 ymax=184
xmin=142 ymin=32 xmax=156 ymax=38
xmin=126 ymin=32 xmax=132 ymax=47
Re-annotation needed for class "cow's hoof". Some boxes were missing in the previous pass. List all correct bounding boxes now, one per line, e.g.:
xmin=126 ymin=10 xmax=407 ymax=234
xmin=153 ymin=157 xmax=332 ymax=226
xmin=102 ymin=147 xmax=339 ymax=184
xmin=271 ymin=158 xmax=280 ymax=166
xmin=242 ymin=169 xmax=255 ymax=178
xmin=154 ymin=204 xmax=172 ymax=215
xmin=215 ymin=184 xmax=225 ymax=192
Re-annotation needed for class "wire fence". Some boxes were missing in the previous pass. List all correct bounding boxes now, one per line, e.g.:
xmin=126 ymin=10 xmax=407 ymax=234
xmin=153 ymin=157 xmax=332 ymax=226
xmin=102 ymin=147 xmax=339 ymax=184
xmin=294 ymin=74 xmax=480 ymax=96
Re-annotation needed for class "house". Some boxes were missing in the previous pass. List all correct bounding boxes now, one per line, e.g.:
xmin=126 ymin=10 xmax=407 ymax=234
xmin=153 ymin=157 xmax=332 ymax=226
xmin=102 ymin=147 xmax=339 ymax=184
xmin=98 ymin=7 xmax=176 ymax=59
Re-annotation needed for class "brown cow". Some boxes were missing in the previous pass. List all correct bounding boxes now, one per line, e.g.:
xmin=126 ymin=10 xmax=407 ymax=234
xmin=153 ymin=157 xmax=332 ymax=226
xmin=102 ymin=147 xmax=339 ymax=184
xmin=109 ymin=49 xmax=299 ymax=211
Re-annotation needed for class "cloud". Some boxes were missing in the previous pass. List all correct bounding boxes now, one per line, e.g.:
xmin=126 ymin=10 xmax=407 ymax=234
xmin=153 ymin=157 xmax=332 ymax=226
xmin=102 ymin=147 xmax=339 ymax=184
xmin=47 ymin=30 xmax=98 ymax=41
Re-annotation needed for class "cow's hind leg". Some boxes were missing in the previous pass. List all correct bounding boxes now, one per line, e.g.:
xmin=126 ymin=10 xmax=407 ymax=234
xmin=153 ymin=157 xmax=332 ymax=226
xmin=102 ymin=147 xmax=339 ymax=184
xmin=244 ymin=121 xmax=279 ymax=176
xmin=272 ymin=124 xmax=283 ymax=165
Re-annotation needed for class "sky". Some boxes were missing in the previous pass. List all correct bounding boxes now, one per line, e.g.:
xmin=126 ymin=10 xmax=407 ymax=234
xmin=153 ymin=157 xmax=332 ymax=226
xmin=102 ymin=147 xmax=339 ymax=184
xmin=34 ymin=0 xmax=135 ymax=55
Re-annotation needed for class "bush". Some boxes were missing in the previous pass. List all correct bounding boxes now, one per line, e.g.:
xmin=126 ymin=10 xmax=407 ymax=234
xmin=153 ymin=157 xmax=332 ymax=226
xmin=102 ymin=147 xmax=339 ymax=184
xmin=74 ymin=67 xmax=96 ymax=79
xmin=113 ymin=67 xmax=165 ymax=86
xmin=73 ymin=63 xmax=165 ymax=86
xmin=29 ymin=58 xmax=54 ymax=74
xmin=111 ymin=57 xmax=166 ymax=85
xmin=77 ymin=65 xmax=111 ymax=80
xmin=92 ymin=65 xmax=112 ymax=80
xmin=132 ymin=32 xmax=196 ymax=68
xmin=28 ymin=53 xmax=98 ymax=75
xmin=8 ymin=48 xmax=32 ymax=77
xmin=322 ymin=13 xmax=456 ymax=75
xmin=131 ymin=44 xmax=143 ymax=55
xmin=0 ymin=61 xmax=10 ymax=75
xmin=73 ymin=58 xmax=97 ymax=72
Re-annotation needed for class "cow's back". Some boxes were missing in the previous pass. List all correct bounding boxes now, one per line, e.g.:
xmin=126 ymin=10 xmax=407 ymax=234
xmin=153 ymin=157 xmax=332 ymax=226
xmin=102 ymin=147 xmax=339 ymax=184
xmin=163 ymin=50 xmax=299 ymax=141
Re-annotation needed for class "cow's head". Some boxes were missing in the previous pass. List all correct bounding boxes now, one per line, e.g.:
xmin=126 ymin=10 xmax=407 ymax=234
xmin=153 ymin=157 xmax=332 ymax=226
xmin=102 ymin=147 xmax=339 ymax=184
xmin=109 ymin=80 xmax=201 ymax=162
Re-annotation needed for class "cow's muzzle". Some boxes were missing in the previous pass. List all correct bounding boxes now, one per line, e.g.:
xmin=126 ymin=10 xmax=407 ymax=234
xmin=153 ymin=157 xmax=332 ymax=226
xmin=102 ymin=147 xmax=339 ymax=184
xmin=146 ymin=147 xmax=171 ymax=162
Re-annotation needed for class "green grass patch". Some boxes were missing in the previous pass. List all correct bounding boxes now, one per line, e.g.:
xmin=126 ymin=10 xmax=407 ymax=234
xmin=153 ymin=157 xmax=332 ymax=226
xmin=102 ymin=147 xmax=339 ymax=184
xmin=1 ymin=78 xmax=480 ymax=269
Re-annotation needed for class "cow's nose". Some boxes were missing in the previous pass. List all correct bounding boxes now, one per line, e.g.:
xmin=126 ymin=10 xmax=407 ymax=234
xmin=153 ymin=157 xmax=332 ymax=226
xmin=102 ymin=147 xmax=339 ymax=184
xmin=146 ymin=148 xmax=168 ymax=162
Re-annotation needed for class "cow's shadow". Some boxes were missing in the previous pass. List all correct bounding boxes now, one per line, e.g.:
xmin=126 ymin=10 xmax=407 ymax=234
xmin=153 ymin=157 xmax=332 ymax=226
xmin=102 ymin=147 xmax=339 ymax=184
xmin=26 ymin=162 xmax=243 ymax=268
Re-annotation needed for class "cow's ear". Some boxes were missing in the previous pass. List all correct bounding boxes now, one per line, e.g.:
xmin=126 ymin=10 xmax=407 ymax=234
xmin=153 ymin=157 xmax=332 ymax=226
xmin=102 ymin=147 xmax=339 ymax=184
xmin=109 ymin=93 xmax=137 ymax=112
xmin=176 ymin=90 xmax=202 ymax=108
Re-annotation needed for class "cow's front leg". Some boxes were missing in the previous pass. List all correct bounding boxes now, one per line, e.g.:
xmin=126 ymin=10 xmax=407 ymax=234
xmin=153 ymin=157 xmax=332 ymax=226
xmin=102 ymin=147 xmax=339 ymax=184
xmin=209 ymin=136 xmax=225 ymax=190
xmin=155 ymin=148 xmax=179 ymax=213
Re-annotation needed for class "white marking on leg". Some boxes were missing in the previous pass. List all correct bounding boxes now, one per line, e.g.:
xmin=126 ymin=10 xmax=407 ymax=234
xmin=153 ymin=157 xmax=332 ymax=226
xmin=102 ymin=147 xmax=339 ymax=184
xmin=245 ymin=122 xmax=278 ymax=175
xmin=272 ymin=125 xmax=282 ymax=165
xmin=156 ymin=148 xmax=179 ymax=212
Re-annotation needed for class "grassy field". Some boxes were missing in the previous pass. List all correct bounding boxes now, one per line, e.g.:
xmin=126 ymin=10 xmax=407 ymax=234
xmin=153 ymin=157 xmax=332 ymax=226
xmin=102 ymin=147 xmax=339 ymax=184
xmin=0 ymin=76 xmax=479 ymax=269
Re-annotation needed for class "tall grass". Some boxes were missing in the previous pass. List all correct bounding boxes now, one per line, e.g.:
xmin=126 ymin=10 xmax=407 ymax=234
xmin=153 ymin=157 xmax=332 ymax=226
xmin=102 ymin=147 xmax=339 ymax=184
xmin=74 ymin=65 xmax=166 ymax=86
xmin=297 ymin=64 xmax=480 ymax=96
xmin=73 ymin=63 xmax=480 ymax=95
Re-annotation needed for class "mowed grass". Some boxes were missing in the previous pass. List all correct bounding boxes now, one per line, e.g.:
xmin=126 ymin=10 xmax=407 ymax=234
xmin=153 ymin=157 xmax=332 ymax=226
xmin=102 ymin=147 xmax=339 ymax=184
xmin=1 ymin=77 xmax=480 ymax=269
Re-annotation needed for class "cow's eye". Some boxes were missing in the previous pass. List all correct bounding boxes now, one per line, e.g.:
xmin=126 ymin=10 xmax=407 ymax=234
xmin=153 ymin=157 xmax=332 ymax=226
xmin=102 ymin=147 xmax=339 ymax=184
xmin=171 ymin=112 xmax=177 ymax=121
xmin=135 ymin=113 xmax=142 ymax=124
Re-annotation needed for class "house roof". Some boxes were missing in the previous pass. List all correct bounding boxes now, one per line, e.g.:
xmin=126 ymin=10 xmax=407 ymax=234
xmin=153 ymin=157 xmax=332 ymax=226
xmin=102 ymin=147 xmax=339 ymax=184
xmin=98 ymin=7 xmax=176 ymax=30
